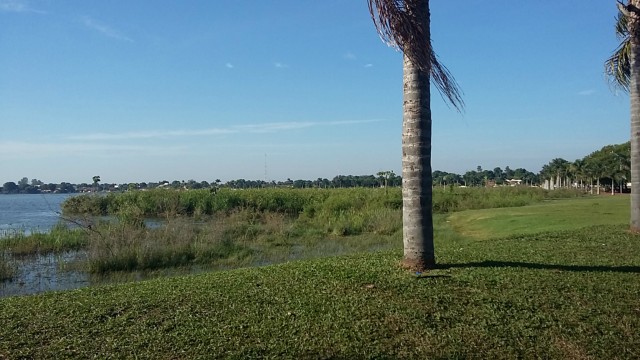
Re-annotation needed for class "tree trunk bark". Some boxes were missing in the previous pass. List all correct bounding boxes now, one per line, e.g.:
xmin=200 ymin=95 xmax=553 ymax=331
xmin=401 ymin=0 xmax=435 ymax=271
xmin=630 ymin=0 xmax=640 ymax=231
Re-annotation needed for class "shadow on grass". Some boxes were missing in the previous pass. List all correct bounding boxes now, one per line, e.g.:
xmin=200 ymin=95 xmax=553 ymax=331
xmin=437 ymin=261 xmax=640 ymax=273
xmin=415 ymin=274 xmax=452 ymax=280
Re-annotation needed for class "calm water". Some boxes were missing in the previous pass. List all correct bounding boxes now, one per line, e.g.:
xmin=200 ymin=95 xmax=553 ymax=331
xmin=0 ymin=193 xmax=75 ymax=236
xmin=0 ymin=194 xmax=191 ymax=297
xmin=1 ymin=251 xmax=89 ymax=297
xmin=0 ymin=194 xmax=84 ymax=297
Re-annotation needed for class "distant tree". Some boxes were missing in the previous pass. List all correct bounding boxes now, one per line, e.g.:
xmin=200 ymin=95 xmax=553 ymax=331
xmin=493 ymin=167 xmax=504 ymax=184
xmin=504 ymin=166 xmax=514 ymax=180
xmin=463 ymin=171 xmax=478 ymax=186
xmin=18 ymin=177 xmax=29 ymax=189
xmin=2 ymin=182 xmax=18 ymax=194
xmin=186 ymin=179 xmax=201 ymax=189
xmin=92 ymin=176 xmax=101 ymax=192
xmin=377 ymin=170 xmax=395 ymax=189
xmin=549 ymin=158 xmax=570 ymax=188
xmin=58 ymin=182 xmax=76 ymax=193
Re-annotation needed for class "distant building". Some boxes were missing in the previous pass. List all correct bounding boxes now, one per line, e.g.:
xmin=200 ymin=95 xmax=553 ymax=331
xmin=506 ymin=179 xmax=523 ymax=186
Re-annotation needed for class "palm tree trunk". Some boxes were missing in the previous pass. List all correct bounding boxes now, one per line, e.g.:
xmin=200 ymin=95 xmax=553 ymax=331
xmin=631 ymin=0 xmax=640 ymax=231
xmin=401 ymin=7 xmax=435 ymax=270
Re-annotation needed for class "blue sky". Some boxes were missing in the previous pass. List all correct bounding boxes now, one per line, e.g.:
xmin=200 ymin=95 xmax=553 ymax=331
xmin=0 ymin=1 xmax=630 ymax=184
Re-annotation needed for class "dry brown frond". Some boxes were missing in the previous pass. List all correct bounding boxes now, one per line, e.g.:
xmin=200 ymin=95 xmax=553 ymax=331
xmin=368 ymin=0 xmax=464 ymax=111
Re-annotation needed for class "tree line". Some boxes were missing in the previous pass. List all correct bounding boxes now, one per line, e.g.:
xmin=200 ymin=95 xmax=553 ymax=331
xmin=1 ymin=141 xmax=631 ymax=194
xmin=539 ymin=142 xmax=630 ymax=194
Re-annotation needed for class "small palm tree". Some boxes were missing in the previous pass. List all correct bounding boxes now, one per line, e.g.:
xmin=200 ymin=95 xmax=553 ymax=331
xmin=92 ymin=175 xmax=101 ymax=192
xmin=369 ymin=0 xmax=463 ymax=270
xmin=606 ymin=1 xmax=640 ymax=231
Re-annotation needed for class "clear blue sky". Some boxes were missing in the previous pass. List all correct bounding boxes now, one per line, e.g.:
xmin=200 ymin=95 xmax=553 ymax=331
xmin=0 ymin=1 xmax=630 ymax=184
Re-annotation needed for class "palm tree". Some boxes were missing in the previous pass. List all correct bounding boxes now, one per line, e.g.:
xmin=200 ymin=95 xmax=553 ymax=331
xmin=92 ymin=175 xmax=101 ymax=192
xmin=539 ymin=164 xmax=552 ymax=189
xmin=368 ymin=0 xmax=463 ymax=270
xmin=571 ymin=159 xmax=587 ymax=190
xmin=606 ymin=1 xmax=640 ymax=231
xmin=546 ymin=158 xmax=569 ymax=189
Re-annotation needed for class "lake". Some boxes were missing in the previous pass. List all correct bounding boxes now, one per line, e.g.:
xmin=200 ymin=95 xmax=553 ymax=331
xmin=0 ymin=193 xmax=75 ymax=236
xmin=0 ymin=194 xmax=186 ymax=297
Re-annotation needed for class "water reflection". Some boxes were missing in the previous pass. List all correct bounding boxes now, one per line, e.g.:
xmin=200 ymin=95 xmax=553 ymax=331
xmin=1 ymin=251 xmax=88 ymax=297
xmin=0 ymin=250 xmax=219 ymax=298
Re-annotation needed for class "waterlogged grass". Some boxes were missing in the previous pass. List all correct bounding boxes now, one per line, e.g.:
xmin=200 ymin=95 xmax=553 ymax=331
xmin=448 ymin=195 xmax=629 ymax=240
xmin=0 ymin=255 xmax=14 ymax=281
xmin=85 ymin=207 xmax=402 ymax=274
xmin=0 ymin=223 xmax=88 ymax=256
xmin=0 ymin=224 xmax=638 ymax=358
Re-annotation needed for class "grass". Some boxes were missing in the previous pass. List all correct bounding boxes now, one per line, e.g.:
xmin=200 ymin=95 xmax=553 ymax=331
xmin=0 ymin=223 xmax=638 ymax=358
xmin=0 ymin=223 xmax=88 ymax=256
xmin=84 ymin=207 xmax=402 ymax=274
xmin=448 ymin=195 xmax=629 ymax=240
xmin=0 ymin=193 xmax=638 ymax=357
xmin=31 ymin=186 xmax=583 ymax=273
xmin=0 ymin=254 xmax=14 ymax=281
xmin=61 ymin=186 xmax=584 ymax=217
xmin=0 ymin=189 xmax=607 ymax=276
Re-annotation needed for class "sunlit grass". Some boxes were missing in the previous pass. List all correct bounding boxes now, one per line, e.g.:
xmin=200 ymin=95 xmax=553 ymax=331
xmin=447 ymin=195 xmax=628 ymax=240
xmin=1 ymin=224 xmax=638 ymax=358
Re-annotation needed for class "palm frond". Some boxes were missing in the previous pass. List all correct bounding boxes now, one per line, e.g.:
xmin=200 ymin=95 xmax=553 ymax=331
xmin=615 ymin=11 xmax=629 ymax=39
xmin=606 ymin=12 xmax=631 ymax=92
xmin=606 ymin=39 xmax=631 ymax=91
xmin=368 ymin=0 xmax=464 ymax=112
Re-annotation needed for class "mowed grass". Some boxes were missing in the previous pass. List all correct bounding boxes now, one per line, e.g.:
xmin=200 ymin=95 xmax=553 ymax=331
xmin=448 ymin=195 xmax=629 ymax=240
xmin=1 ymin=195 xmax=640 ymax=358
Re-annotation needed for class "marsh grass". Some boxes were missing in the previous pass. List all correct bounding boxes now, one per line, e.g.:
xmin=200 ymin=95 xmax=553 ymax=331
xmin=0 ymin=223 xmax=88 ymax=256
xmin=0 ymin=253 xmax=15 ymax=281
xmin=85 ymin=205 xmax=403 ymax=274
xmin=61 ymin=186 xmax=585 ymax=217
xmin=86 ymin=217 xmax=255 ymax=274
xmin=6 ymin=186 xmax=586 ymax=275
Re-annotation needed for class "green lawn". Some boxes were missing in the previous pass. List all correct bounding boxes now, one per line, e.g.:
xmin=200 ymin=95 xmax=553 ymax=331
xmin=1 ymin=196 xmax=639 ymax=359
xmin=447 ymin=195 xmax=629 ymax=240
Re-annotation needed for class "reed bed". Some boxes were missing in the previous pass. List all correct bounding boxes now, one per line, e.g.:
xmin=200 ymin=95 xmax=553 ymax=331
xmin=1 ymin=186 xmax=585 ymax=275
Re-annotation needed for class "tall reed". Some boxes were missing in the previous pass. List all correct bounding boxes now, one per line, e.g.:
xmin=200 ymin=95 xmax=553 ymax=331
xmin=0 ymin=253 xmax=15 ymax=281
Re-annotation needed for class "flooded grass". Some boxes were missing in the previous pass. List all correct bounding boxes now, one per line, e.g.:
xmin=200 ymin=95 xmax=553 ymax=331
xmin=0 ymin=251 xmax=88 ymax=297
xmin=0 ymin=223 xmax=88 ymax=255
xmin=0 ymin=254 xmax=15 ymax=282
